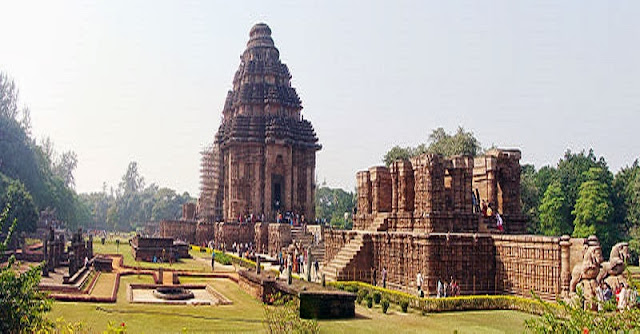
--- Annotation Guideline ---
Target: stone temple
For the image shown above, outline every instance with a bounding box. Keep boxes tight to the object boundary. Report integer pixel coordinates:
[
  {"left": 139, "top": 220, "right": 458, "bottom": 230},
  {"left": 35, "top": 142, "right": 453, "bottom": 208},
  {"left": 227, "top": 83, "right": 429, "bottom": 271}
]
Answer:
[
  {"left": 158, "top": 24, "right": 615, "bottom": 303},
  {"left": 198, "top": 23, "right": 321, "bottom": 223}
]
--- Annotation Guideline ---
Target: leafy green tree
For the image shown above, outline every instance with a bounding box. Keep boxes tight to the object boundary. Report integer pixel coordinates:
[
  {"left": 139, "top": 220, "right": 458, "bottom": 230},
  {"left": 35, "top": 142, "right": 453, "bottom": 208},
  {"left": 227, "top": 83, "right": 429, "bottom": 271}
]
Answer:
[
  {"left": 1, "top": 180, "right": 38, "bottom": 233},
  {"left": 539, "top": 181, "right": 570, "bottom": 236},
  {"left": 556, "top": 149, "right": 610, "bottom": 225},
  {"left": 0, "top": 204, "right": 52, "bottom": 333},
  {"left": 382, "top": 126, "right": 481, "bottom": 166},
  {"left": 521, "top": 164, "right": 540, "bottom": 233},
  {"left": 383, "top": 146, "right": 414, "bottom": 166},
  {"left": 572, "top": 168, "right": 614, "bottom": 251},
  {"left": 425, "top": 126, "right": 481, "bottom": 157},
  {"left": 315, "top": 187, "right": 355, "bottom": 229}
]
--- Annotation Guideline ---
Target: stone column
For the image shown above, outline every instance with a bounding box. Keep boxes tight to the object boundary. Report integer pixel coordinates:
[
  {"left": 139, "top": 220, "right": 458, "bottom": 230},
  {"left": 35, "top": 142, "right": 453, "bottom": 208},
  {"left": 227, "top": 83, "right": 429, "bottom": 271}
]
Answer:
[{"left": 560, "top": 235, "right": 571, "bottom": 297}]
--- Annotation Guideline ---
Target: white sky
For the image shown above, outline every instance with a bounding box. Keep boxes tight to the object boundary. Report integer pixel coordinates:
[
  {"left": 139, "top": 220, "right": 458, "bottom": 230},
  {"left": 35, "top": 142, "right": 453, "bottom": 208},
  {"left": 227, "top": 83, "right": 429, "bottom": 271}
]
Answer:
[{"left": 0, "top": 1, "right": 639, "bottom": 196}]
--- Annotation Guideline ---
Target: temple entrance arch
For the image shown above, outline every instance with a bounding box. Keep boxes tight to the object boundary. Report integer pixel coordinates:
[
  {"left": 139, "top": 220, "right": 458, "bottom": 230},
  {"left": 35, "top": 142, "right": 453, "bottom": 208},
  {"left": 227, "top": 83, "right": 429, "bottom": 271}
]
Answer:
[{"left": 272, "top": 174, "right": 284, "bottom": 211}]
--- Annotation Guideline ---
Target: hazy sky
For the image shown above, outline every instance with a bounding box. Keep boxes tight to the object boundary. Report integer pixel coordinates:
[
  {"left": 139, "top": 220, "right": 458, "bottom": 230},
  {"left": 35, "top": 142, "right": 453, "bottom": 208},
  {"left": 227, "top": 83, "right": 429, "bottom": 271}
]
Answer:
[{"left": 1, "top": 1, "right": 638, "bottom": 196}]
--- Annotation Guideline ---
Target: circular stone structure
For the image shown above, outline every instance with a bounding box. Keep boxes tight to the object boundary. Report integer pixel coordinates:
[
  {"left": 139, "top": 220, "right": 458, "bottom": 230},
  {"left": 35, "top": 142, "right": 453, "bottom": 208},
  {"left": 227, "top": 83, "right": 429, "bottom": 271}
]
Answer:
[{"left": 152, "top": 286, "right": 195, "bottom": 301}]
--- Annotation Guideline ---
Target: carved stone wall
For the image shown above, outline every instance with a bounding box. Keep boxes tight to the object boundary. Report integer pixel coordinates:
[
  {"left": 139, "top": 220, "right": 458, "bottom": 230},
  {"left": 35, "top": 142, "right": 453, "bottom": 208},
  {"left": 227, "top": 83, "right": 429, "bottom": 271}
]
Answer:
[
  {"left": 214, "top": 222, "right": 255, "bottom": 250},
  {"left": 267, "top": 223, "right": 292, "bottom": 257},
  {"left": 324, "top": 230, "right": 583, "bottom": 300}
]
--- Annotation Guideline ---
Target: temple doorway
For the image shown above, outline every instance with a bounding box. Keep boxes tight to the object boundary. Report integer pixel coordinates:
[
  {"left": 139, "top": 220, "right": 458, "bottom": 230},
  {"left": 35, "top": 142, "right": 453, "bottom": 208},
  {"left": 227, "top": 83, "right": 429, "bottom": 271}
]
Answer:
[{"left": 272, "top": 174, "right": 284, "bottom": 211}]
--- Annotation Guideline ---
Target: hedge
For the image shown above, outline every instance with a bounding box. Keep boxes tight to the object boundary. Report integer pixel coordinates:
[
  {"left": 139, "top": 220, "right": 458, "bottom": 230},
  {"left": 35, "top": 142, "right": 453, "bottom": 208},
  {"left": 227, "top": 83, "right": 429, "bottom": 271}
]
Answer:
[
  {"left": 329, "top": 281, "right": 562, "bottom": 316},
  {"left": 190, "top": 245, "right": 259, "bottom": 270}
]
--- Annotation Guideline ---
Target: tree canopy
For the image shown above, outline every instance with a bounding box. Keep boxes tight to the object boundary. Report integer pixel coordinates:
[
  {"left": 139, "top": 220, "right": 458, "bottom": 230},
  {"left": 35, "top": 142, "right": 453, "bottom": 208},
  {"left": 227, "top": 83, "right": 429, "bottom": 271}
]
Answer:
[{"left": 383, "top": 126, "right": 481, "bottom": 166}]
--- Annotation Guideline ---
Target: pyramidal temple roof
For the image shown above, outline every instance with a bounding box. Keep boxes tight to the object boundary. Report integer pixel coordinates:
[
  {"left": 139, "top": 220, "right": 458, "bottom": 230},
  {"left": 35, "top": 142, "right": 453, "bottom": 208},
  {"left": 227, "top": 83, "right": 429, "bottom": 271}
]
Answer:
[
  {"left": 215, "top": 23, "right": 320, "bottom": 150},
  {"left": 222, "top": 23, "right": 302, "bottom": 118}
]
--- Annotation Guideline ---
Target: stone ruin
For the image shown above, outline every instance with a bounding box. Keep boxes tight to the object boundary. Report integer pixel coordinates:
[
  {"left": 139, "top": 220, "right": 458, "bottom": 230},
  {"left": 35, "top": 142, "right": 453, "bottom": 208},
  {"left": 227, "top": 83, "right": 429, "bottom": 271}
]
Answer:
[
  {"left": 160, "top": 23, "right": 324, "bottom": 260},
  {"left": 569, "top": 236, "right": 631, "bottom": 309},
  {"left": 197, "top": 23, "right": 321, "bottom": 223},
  {"left": 323, "top": 149, "right": 604, "bottom": 301},
  {"left": 130, "top": 235, "right": 189, "bottom": 262},
  {"left": 41, "top": 227, "right": 93, "bottom": 283}
]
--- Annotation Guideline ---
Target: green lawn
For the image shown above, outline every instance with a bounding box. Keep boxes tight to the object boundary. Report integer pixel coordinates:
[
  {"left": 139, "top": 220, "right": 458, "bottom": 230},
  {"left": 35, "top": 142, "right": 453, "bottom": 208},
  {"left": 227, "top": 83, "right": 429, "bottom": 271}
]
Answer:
[
  {"left": 93, "top": 240, "right": 213, "bottom": 272},
  {"left": 51, "top": 274, "right": 534, "bottom": 333}
]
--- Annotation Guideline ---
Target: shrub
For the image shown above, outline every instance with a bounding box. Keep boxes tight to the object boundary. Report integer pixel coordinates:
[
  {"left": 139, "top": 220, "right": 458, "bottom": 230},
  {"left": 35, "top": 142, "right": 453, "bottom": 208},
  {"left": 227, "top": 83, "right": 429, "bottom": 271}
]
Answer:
[
  {"left": 400, "top": 300, "right": 409, "bottom": 313},
  {"left": 381, "top": 299, "right": 390, "bottom": 314},
  {"left": 366, "top": 296, "right": 373, "bottom": 308},
  {"left": 345, "top": 285, "right": 358, "bottom": 293},
  {"left": 356, "top": 289, "right": 369, "bottom": 304},
  {"left": 373, "top": 291, "right": 381, "bottom": 304},
  {"left": 263, "top": 294, "right": 319, "bottom": 334}
]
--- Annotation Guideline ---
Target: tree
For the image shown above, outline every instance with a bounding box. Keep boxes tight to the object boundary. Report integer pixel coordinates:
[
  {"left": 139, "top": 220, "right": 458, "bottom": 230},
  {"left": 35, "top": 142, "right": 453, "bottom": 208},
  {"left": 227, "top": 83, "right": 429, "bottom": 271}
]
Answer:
[
  {"left": 383, "top": 146, "right": 414, "bottom": 166},
  {"left": 556, "top": 149, "right": 610, "bottom": 225},
  {"left": 0, "top": 204, "right": 52, "bottom": 333},
  {"left": 53, "top": 151, "right": 78, "bottom": 188},
  {"left": 315, "top": 187, "right": 355, "bottom": 229},
  {"left": 539, "top": 181, "right": 570, "bottom": 236},
  {"left": 1, "top": 179, "right": 38, "bottom": 233},
  {"left": 119, "top": 162, "right": 144, "bottom": 195},
  {"left": 426, "top": 126, "right": 481, "bottom": 157},
  {"left": 382, "top": 126, "right": 481, "bottom": 166},
  {"left": 520, "top": 164, "right": 540, "bottom": 233},
  {"left": 572, "top": 168, "right": 614, "bottom": 251}
]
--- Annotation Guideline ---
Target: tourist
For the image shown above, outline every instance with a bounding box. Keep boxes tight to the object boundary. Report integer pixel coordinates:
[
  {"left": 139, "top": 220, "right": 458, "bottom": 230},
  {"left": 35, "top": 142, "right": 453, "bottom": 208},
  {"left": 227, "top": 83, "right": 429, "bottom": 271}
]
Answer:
[
  {"left": 496, "top": 213, "right": 504, "bottom": 232},
  {"left": 382, "top": 267, "right": 387, "bottom": 288},
  {"left": 437, "top": 278, "right": 443, "bottom": 298},
  {"left": 618, "top": 283, "right": 629, "bottom": 311},
  {"left": 604, "top": 283, "right": 613, "bottom": 302},
  {"left": 314, "top": 259, "right": 320, "bottom": 280},
  {"left": 596, "top": 282, "right": 606, "bottom": 311},
  {"left": 486, "top": 203, "right": 493, "bottom": 217},
  {"left": 211, "top": 252, "right": 215, "bottom": 271},
  {"left": 84, "top": 256, "right": 89, "bottom": 268},
  {"left": 416, "top": 272, "right": 423, "bottom": 296},
  {"left": 471, "top": 191, "right": 478, "bottom": 213},
  {"left": 475, "top": 189, "right": 481, "bottom": 213},
  {"left": 443, "top": 281, "right": 448, "bottom": 297},
  {"left": 481, "top": 200, "right": 488, "bottom": 216},
  {"left": 372, "top": 267, "right": 377, "bottom": 286}
]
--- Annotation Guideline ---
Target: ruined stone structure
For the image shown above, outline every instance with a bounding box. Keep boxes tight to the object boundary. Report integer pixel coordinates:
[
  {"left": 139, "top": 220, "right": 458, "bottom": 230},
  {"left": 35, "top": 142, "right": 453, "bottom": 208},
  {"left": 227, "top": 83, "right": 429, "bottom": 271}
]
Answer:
[
  {"left": 130, "top": 236, "right": 189, "bottom": 262},
  {"left": 198, "top": 23, "right": 321, "bottom": 223},
  {"left": 324, "top": 149, "right": 595, "bottom": 301}
]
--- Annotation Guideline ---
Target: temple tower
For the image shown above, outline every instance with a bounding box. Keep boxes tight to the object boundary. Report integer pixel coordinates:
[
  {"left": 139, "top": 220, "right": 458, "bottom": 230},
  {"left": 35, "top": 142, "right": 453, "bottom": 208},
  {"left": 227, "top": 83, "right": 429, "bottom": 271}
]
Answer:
[{"left": 200, "top": 23, "right": 321, "bottom": 222}]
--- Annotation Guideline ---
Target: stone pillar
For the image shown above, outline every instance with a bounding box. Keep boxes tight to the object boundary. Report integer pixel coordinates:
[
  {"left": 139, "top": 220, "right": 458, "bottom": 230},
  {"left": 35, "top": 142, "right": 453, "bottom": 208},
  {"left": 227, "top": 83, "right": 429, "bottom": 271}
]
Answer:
[
  {"left": 42, "top": 239, "right": 49, "bottom": 277},
  {"left": 391, "top": 163, "right": 399, "bottom": 213},
  {"left": 369, "top": 166, "right": 391, "bottom": 213},
  {"left": 560, "top": 235, "right": 571, "bottom": 297},
  {"left": 357, "top": 171, "right": 372, "bottom": 215}
]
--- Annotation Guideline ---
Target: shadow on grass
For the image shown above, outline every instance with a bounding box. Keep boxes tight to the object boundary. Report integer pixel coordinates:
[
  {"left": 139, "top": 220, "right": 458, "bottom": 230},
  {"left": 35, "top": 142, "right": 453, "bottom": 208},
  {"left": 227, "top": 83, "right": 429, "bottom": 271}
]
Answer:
[{"left": 95, "top": 306, "right": 263, "bottom": 324}]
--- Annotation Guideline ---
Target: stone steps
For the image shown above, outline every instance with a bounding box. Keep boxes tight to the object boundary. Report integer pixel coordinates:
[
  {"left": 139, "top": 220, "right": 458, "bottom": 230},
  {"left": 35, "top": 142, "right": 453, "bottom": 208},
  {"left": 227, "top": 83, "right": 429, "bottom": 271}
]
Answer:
[{"left": 322, "top": 234, "right": 364, "bottom": 281}]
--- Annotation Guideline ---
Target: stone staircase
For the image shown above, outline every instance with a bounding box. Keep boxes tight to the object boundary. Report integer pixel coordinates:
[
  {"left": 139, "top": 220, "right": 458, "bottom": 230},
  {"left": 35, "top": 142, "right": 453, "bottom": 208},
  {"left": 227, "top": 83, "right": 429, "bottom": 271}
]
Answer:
[
  {"left": 291, "top": 226, "right": 325, "bottom": 263},
  {"left": 322, "top": 233, "right": 364, "bottom": 281},
  {"left": 368, "top": 213, "right": 389, "bottom": 232}
]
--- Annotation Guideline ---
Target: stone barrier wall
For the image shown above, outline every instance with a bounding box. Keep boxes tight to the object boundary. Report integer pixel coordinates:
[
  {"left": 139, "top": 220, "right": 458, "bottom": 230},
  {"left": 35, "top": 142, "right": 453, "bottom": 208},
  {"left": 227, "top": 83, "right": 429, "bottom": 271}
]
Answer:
[{"left": 324, "top": 230, "right": 582, "bottom": 300}]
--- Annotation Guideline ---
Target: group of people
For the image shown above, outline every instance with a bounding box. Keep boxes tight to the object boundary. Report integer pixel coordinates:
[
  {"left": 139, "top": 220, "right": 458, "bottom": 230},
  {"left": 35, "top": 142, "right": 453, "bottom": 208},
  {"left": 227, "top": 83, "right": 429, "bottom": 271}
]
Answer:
[
  {"left": 278, "top": 245, "right": 321, "bottom": 281},
  {"left": 471, "top": 190, "right": 504, "bottom": 231},
  {"left": 276, "top": 211, "right": 306, "bottom": 226},
  {"left": 596, "top": 281, "right": 639, "bottom": 312},
  {"left": 436, "top": 277, "right": 460, "bottom": 298},
  {"left": 370, "top": 267, "right": 388, "bottom": 288}
]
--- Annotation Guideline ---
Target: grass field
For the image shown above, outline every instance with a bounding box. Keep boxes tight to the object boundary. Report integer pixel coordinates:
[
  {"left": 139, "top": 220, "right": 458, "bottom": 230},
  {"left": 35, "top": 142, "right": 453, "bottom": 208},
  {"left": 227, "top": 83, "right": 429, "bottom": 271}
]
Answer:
[
  {"left": 50, "top": 274, "right": 534, "bottom": 333},
  {"left": 92, "top": 240, "right": 214, "bottom": 272}
]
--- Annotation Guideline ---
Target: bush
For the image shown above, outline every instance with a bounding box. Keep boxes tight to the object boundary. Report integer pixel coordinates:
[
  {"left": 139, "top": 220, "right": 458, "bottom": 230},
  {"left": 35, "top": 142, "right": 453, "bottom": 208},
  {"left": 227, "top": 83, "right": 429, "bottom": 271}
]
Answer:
[
  {"left": 345, "top": 285, "right": 358, "bottom": 293},
  {"left": 356, "top": 289, "right": 369, "bottom": 304},
  {"left": 264, "top": 294, "right": 319, "bottom": 334},
  {"left": 381, "top": 299, "right": 390, "bottom": 314},
  {"left": 366, "top": 296, "right": 373, "bottom": 308},
  {"left": 327, "top": 281, "right": 556, "bottom": 316},
  {"left": 373, "top": 291, "right": 381, "bottom": 304},
  {"left": 400, "top": 300, "right": 409, "bottom": 313}
]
